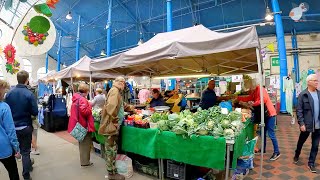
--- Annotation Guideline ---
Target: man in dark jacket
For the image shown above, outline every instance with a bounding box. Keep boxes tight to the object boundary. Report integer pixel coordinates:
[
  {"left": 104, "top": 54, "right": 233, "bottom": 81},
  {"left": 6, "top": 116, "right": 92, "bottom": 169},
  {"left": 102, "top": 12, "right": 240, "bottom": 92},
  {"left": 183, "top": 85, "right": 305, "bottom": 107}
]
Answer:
[
  {"left": 5, "top": 70, "right": 38, "bottom": 180},
  {"left": 199, "top": 80, "right": 217, "bottom": 110},
  {"left": 294, "top": 74, "right": 320, "bottom": 173}
]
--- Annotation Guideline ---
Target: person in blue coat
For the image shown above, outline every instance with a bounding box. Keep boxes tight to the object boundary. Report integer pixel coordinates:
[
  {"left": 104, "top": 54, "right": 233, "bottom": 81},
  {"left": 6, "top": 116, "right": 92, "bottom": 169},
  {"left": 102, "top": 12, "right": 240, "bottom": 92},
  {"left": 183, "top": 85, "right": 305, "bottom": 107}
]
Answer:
[{"left": 0, "top": 80, "right": 20, "bottom": 180}]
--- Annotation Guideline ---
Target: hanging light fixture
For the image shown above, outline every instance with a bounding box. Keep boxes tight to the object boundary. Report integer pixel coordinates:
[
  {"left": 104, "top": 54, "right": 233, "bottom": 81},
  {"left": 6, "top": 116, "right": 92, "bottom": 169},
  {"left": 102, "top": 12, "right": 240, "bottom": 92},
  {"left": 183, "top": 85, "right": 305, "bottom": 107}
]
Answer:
[
  {"left": 66, "top": 11, "right": 72, "bottom": 20},
  {"left": 137, "top": 39, "right": 144, "bottom": 46},
  {"left": 265, "top": 6, "right": 274, "bottom": 21},
  {"left": 100, "top": 49, "right": 106, "bottom": 56}
]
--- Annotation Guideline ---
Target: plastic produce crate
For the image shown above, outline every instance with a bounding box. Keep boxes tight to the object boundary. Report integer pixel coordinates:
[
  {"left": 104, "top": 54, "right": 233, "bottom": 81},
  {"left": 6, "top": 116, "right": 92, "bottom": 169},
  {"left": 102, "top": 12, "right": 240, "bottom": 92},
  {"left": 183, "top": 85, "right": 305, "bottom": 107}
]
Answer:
[{"left": 166, "top": 160, "right": 186, "bottom": 180}]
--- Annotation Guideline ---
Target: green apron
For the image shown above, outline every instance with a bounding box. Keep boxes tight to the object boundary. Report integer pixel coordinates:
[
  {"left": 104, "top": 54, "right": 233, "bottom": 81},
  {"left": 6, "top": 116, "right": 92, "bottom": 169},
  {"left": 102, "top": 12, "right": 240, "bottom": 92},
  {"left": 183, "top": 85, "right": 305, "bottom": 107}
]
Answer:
[{"left": 118, "top": 99, "right": 125, "bottom": 126}]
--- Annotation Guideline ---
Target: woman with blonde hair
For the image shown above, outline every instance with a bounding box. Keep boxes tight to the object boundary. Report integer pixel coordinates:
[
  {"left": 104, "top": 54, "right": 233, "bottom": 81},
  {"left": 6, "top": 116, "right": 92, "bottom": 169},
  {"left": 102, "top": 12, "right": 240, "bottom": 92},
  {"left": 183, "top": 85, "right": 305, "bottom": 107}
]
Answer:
[
  {"left": 0, "top": 80, "right": 20, "bottom": 179},
  {"left": 68, "top": 83, "right": 95, "bottom": 167}
]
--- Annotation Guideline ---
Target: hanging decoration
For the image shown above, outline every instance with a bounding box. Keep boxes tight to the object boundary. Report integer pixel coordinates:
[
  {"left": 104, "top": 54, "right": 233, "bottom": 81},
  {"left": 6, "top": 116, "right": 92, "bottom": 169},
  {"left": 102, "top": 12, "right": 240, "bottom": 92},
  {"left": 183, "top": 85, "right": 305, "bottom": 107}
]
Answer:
[
  {"left": 34, "top": 0, "right": 59, "bottom": 17},
  {"left": 2, "top": 44, "right": 20, "bottom": 74},
  {"left": 3, "top": 44, "right": 16, "bottom": 64},
  {"left": 289, "top": 2, "right": 309, "bottom": 21},
  {"left": 260, "top": 48, "right": 267, "bottom": 61},
  {"left": 14, "top": 10, "right": 57, "bottom": 56},
  {"left": 22, "top": 24, "right": 49, "bottom": 46}
]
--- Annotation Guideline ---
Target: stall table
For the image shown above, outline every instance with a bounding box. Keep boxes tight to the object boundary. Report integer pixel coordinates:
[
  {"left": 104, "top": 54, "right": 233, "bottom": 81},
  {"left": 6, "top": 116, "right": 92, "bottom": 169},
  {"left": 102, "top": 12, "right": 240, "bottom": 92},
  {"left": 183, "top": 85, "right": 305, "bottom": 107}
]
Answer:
[{"left": 93, "top": 121, "right": 253, "bottom": 180}]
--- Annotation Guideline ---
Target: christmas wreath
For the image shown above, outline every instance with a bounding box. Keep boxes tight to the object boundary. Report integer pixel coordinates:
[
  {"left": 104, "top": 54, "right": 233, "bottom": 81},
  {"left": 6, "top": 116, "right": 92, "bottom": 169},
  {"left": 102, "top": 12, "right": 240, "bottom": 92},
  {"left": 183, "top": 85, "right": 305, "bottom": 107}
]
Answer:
[{"left": 2, "top": 44, "right": 20, "bottom": 74}]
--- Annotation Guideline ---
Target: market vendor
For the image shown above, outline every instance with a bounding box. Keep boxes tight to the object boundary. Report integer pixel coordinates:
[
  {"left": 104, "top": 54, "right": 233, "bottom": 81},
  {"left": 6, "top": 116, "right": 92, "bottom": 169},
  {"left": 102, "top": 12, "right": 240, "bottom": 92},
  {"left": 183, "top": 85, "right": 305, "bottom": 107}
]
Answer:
[
  {"left": 90, "top": 88, "right": 106, "bottom": 109},
  {"left": 199, "top": 80, "right": 217, "bottom": 110},
  {"left": 165, "top": 90, "right": 183, "bottom": 113},
  {"left": 149, "top": 89, "right": 165, "bottom": 107},
  {"left": 237, "top": 80, "right": 280, "bottom": 161}
]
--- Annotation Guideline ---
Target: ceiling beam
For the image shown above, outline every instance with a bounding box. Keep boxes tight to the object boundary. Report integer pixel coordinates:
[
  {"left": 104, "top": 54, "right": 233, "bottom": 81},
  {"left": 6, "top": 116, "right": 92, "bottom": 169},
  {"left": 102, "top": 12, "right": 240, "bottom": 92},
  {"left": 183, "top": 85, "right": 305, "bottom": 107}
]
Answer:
[
  {"left": 114, "top": 0, "right": 148, "bottom": 33},
  {"left": 188, "top": 0, "right": 197, "bottom": 24}
]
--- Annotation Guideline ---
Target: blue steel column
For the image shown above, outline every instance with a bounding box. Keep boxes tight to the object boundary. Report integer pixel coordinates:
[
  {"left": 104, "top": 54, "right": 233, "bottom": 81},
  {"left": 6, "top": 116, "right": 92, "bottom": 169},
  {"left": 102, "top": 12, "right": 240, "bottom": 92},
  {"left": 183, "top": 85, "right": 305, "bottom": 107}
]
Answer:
[
  {"left": 45, "top": 52, "right": 49, "bottom": 73},
  {"left": 57, "top": 30, "right": 62, "bottom": 71},
  {"left": 291, "top": 29, "right": 299, "bottom": 106},
  {"left": 106, "top": 0, "right": 113, "bottom": 57},
  {"left": 166, "top": 0, "right": 172, "bottom": 32},
  {"left": 271, "top": 0, "right": 288, "bottom": 113},
  {"left": 76, "top": 15, "right": 81, "bottom": 61}
]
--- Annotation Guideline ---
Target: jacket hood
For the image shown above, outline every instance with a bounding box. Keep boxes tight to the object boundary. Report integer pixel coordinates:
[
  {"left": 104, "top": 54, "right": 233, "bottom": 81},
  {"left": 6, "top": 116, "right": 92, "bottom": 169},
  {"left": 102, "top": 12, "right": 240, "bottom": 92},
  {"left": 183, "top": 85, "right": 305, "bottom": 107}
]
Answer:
[{"left": 72, "top": 93, "right": 83, "bottom": 102}]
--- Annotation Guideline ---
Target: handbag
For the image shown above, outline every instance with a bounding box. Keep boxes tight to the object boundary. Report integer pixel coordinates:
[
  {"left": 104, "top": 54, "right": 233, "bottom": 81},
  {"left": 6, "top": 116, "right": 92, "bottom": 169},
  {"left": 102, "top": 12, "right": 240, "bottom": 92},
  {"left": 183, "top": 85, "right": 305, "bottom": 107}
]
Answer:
[{"left": 70, "top": 99, "right": 88, "bottom": 142}]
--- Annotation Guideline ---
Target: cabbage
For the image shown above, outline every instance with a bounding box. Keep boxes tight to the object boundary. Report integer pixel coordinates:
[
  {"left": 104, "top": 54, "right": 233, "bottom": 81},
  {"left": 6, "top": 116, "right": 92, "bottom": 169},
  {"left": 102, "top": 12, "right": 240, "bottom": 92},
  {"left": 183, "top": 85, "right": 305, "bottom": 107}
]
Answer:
[
  {"left": 168, "top": 113, "right": 179, "bottom": 121},
  {"left": 207, "top": 121, "right": 214, "bottom": 130},
  {"left": 158, "top": 120, "right": 169, "bottom": 131},
  {"left": 224, "top": 129, "right": 235, "bottom": 139},
  {"left": 221, "top": 120, "right": 230, "bottom": 128},
  {"left": 172, "top": 126, "right": 187, "bottom": 135},
  {"left": 197, "top": 127, "right": 208, "bottom": 135}
]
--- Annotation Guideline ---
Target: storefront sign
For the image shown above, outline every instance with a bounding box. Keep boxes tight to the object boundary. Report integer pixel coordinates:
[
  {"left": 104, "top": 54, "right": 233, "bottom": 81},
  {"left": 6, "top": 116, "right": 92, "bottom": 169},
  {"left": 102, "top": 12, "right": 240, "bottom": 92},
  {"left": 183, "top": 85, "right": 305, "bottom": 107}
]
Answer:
[
  {"left": 271, "top": 57, "right": 280, "bottom": 66},
  {"left": 232, "top": 75, "right": 243, "bottom": 82}
]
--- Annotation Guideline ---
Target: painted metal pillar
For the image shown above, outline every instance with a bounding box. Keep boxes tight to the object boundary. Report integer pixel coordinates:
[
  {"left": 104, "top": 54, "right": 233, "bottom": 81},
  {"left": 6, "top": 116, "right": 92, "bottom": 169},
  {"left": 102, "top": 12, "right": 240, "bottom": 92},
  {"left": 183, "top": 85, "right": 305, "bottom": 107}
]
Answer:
[
  {"left": 45, "top": 52, "right": 49, "bottom": 73},
  {"left": 271, "top": 0, "right": 288, "bottom": 113},
  {"left": 106, "top": 0, "right": 113, "bottom": 57},
  {"left": 57, "top": 30, "right": 62, "bottom": 72},
  {"left": 76, "top": 15, "right": 81, "bottom": 61},
  {"left": 291, "top": 29, "right": 299, "bottom": 106},
  {"left": 166, "top": 0, "right": 173, "bottom": 32}
]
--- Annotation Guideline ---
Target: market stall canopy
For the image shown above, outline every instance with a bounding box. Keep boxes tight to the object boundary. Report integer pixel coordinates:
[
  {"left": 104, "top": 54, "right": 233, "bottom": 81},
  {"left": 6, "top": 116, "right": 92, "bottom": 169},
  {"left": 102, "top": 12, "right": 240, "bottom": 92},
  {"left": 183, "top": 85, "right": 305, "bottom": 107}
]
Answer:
[
  {"left": 90, "top": 25, "right": 260, "bottom": 77},
  {"left": 43, "top": 55, "right": 119, "bottom": 80},
  {"left": 38, "top": 70, "right": 57, "bottom": 82}
]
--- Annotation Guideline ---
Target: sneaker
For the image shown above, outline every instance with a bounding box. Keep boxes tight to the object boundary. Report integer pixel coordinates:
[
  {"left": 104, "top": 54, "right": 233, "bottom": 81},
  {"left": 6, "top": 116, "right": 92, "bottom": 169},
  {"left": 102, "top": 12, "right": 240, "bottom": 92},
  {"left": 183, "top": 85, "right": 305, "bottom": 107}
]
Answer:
[
  {"left": 31, "top": 149, "right": 40, "bottom": 155},
  {"left": 270, "top": 153, "right": 281, "bottom": 161},
  {"left": 107, "top": 174, "right": 125, "bottom": 180},
  {"left": 308, "top": 165, "right": 317, "bottom": 173},
  {"left": 293, "top": 156, "right": 299, "bottom": 164}
]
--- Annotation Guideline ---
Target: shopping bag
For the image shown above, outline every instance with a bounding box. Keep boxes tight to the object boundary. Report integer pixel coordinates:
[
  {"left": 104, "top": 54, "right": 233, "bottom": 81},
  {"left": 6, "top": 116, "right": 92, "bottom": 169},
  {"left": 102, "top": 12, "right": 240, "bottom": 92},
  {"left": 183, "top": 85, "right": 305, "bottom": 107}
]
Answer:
[
  {"left": 70, "top": 122, "right": 87, "bottom": 142},
  {"left": 115, "top": 154, "right": 133, "bottom": 178}
]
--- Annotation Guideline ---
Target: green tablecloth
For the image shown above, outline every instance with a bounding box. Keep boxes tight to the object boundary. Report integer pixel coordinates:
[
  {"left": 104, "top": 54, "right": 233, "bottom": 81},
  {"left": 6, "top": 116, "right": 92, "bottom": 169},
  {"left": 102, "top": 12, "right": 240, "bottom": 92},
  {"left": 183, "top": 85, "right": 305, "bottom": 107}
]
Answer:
[
  {"left": 93, "top": 121, "right": 254, "bottom": 170},
  {"left": 92, "top": 121, "right": 105, "bottom": 144}
]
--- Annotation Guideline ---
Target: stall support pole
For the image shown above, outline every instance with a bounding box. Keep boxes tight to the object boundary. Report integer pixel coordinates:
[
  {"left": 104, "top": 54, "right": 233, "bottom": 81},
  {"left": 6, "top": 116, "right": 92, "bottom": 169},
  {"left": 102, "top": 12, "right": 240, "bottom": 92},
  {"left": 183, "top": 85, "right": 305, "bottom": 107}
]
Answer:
[
  {"left": 291, "top": 28, "right": 299, "bottom": 106},
  {"left": 225, "top": 144, "right": 231, "bottom": 180},
  {"left": 45, "top": 52, "right": 49, "bottom": 73},
  {"left": 166, "top": 0, "right": 172, "bottom": 32},
  {"left": 76, "top": 15, "right": 81, "bottom": 61},
  {"left": 271, "top": 0, "right": 288, "bottom": 113},
  {"left": 256, "top": 48, "right": 265, "bottom": 180},
  {"left": 57, "top": 30, "right": 62, "bottom": 72},
  {"left": 89, "top": 72, "right": 92, "bottom": 100},
  {"left": 106, "top": 0, "right": 113, "bottom": 57}
]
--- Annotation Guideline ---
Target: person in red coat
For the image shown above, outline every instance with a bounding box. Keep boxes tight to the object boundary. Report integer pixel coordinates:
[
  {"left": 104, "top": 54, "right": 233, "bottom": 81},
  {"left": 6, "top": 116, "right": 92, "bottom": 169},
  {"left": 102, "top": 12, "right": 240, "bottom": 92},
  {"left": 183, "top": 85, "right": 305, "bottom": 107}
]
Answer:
[{"left": 68, "top": 83, "right": 95, "bottom": 167}]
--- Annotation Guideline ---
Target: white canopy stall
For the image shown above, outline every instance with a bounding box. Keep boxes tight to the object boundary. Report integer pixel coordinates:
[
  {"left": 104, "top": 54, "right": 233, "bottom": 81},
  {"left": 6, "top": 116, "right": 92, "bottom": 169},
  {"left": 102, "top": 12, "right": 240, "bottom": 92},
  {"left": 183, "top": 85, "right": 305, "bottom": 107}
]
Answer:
[{"left": 90, "top": 25, "right": 265, "bottom": 179}]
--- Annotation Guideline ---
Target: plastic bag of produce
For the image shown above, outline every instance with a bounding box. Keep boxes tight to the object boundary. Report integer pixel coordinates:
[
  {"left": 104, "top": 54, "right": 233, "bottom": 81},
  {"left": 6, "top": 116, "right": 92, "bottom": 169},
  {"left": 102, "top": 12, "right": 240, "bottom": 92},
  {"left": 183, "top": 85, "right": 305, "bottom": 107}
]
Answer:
[
  {"left": 219, "top": 101, "right": 232, "bottom": 112},
  {"left": 115, "top": 154, "right": 133, "bottom": 178},
  {"left": 242, "top": 136, "right": 258, "bottom": 157}
]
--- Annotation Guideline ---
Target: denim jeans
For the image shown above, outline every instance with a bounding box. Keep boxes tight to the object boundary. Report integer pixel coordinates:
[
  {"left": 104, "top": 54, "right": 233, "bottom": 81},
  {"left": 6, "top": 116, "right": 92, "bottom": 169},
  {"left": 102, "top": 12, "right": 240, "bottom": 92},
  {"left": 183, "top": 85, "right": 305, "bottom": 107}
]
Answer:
[
  {"left": 263, "top": 116, "right": 280, "bottom": 154},
  {"left": 295, "top": 129, "right": 320, "bottom": 166},
  {"left": 16, "top": 126, "right": 33, "bottom": 179}
]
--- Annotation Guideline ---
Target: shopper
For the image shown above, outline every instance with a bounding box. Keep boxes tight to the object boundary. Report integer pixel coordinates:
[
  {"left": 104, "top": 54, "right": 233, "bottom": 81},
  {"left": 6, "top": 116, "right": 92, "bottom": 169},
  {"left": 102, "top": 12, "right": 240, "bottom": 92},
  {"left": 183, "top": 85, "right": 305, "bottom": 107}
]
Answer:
[
  {"left": 0, "top": 80, "right": 20, "bottom": 180},
  {"left": 294, "top": 74, "right": 320, "bottom": 173},
  {"left": 68, "top": 83, "right": 95, "bottom": 167},
  {"left": 99, "top": 76, "right": 134, "bottom": 180},
  {"left": 90, "top": 88, "right": 106, "bottom": 109},
  {"left": 165, "top": 90, "right": 183, "bottom": 113},
  {"left": 5, "top": 70, "right": 38, "bottom": 180},
  {"left": 199, "top": 80, "right": 217, "bottom": 110},
  {"left": 31, "top": 116, "right": 40, "bottom": 155},
  {"left": 238, "top": 79, "right": 280, "bottom": 161},
  {"left": 149, "top": 89, "right": 165, "bottom": 107}
]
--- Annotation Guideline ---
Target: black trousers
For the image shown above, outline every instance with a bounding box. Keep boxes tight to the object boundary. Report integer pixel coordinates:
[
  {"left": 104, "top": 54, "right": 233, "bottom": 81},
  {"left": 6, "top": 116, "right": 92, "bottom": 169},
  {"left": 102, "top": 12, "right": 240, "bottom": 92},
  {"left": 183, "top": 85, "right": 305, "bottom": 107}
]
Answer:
[
  {"left": 0, "top": 154, "right": 20, "bottom": 180},
  {"left": 295, "top": 129, "right": 320, "bottom": 166},
  {"left": 16, "top": 126, "right": 33, "bottom": 179}
]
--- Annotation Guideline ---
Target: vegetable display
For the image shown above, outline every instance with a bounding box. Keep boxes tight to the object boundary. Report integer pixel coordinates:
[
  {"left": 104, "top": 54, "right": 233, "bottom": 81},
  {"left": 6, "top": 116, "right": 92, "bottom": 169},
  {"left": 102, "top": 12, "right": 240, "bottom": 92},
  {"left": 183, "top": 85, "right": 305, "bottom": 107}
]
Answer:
[{"left": 154, "top": 106, "right": 247, "bottom": 140}]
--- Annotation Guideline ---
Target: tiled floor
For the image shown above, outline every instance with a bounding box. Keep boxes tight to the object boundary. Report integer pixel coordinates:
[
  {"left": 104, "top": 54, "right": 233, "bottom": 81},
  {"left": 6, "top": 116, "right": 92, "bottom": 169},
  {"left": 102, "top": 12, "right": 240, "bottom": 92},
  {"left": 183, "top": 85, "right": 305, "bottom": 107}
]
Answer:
[{"left": 246, "top": 115, "right": 320, "bottom": 180}]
